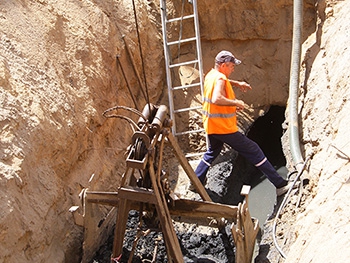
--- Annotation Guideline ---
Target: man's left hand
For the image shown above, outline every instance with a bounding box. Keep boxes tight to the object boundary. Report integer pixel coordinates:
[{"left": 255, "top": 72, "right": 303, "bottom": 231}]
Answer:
[{"left": 237, "top": 81, "right": 252, "bottom": 92}]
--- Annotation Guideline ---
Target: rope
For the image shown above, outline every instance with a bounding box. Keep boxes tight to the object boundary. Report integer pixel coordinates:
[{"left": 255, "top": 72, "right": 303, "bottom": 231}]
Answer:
[
  {"left": 131, "top": 0, "right": 151, "bottom": 112},
  {"left": 102, "top": 105, "right": 148, "bottom": 132},
  {"left": 116, "top": 55, "right": 139, "bottom": 110}
]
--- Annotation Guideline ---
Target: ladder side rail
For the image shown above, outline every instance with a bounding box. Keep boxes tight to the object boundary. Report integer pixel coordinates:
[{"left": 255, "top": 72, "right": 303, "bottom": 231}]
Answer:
[
  {"left": 193, "top": 0, "right": 208, "bottom": 150},
  {"left": 193, "top": 0, "right": 204, "bottom": 100},
  {"left": 160, "top": 0, "right": 177, "bottom": 136}
]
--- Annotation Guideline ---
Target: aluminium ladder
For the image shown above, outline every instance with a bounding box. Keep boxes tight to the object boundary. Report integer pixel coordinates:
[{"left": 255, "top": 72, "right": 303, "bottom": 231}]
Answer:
[{"left": 160, "top": 0, "right": 207, "bottom": 157}]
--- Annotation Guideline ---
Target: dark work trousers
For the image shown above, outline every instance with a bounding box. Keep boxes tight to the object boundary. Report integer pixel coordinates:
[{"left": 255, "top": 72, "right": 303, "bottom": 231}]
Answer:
[{"left": 194, "top": 132, "right": 287, "bottom": 188}]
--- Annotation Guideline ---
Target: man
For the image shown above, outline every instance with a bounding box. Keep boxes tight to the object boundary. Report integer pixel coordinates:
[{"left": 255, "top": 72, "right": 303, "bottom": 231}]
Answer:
[{"left": 194, "top": 50, "right": 293, "bottom": 196}]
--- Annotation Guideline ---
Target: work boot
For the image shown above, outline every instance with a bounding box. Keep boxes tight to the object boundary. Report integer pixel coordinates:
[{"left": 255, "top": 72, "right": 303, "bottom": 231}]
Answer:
[{"left": 276, "top": 180, "right": 299, "bottom": 196}]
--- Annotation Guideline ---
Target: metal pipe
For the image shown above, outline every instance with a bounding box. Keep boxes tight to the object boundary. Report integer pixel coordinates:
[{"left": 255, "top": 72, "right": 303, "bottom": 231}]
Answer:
[
  {"left": 288, "top": 0, "right": 304, "bottom": 172},
  {"left": 273, "top": 0, "right": 305, "bottom": 258}
]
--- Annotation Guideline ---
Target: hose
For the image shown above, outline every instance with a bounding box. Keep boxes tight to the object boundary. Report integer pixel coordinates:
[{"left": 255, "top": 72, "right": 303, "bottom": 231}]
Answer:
[
  {"left": 272, "top": 0, "right": 305, "bottom": 258},
  {"left": 288, "top": 0, "right": 304, "bottom": 173}
]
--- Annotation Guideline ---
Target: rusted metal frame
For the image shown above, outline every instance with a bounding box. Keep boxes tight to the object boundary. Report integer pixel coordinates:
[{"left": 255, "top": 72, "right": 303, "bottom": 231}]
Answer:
[
  {"left": 168, "top": 199, "right": 238, "bottom": 220},
  {"left": 83, "top": 189, "right": 239, "bottom": 223},
  {"left": 166, "top": 131, "right": 211, "bottom": 201},
  {"left": 112, "top": 198, "right": 131, "bottom": 260},
  {"left": 85, "top": 186, "right": 157, "bottom": 206},
  {"left": 148, "top": 155, "right": 184, "bottom": 263},
  {"left": 155, "top": 124, "right": 185, "bottom": 262},
  {"left": 81, "top": 193, "right": 94, "bottom": 263},
  {"left": 231, "top": 186, "right": 260, "bottom": 263},
  {"left": 156, "top": 129, "right": 166, "bottom": 179}
]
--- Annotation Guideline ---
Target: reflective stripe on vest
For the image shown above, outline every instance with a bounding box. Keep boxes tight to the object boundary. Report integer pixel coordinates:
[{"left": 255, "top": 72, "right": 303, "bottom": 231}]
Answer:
[
  {"left": 202, "top": 97, "right": 236, "bottom": 118},
  {"left": 202, "top": 109, "right": 236, "bottom": 119}
]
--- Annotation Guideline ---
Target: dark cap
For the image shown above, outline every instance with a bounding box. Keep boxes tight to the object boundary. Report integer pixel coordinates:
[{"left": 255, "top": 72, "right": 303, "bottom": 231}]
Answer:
[{"left": 215, "top": 50, "right": 241, "bottom": 65}]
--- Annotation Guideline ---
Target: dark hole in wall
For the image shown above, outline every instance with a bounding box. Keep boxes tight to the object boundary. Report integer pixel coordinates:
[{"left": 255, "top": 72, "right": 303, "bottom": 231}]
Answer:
[
  {"left": 221, "top": 105, "right": 287, "bottom": 205},
  {"left": 247, "top": 105, "right": 286, "bottom": 169}
]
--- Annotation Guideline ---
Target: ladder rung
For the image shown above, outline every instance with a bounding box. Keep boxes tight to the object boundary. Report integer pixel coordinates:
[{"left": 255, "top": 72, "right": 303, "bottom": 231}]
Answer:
[
  {"left": 173, "top": 82, "right": 200, "bottom": 91},
  {"left": 169, "top": 59, "right": 199, "bottom": 69},
  {"left": 167, "top": 14, "right": 195, "bottom": 23},
  {"left": 174, "top": 105, "right": 201, "bottom": 114},
  {"left": 167, "top": 37, "right": 197, "bottom": 46},
  {"left": 175, "top": 128, "right": 205, "bottom": 136}
]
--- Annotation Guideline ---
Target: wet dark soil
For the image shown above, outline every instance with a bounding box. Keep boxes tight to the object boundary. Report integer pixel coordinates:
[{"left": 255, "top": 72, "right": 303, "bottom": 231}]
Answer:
[{"left": 91, "top": 211, "right": 236, "bottom": 263}]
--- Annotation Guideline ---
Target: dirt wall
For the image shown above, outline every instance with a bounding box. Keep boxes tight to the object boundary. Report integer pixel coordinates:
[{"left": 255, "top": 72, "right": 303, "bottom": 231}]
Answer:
[{"left": 0, "top": 0, "right": 341, "bottom": 262}]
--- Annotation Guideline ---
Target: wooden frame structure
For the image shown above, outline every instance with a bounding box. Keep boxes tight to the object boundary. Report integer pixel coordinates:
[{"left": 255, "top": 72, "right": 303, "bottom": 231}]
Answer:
[{"left": 70, "top": 104, "right": 259, "bottom": 263}]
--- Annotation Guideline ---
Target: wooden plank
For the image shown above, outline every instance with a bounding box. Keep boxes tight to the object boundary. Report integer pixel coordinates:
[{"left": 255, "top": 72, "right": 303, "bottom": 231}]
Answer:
[
  {"left": 232, "top": 203, "right": 246, "bottom": 263},
  {"left": 169, "top": 199, "right": 238, "bottom": 221},
  {"left": 85, "top": 191, "right": 119, "bottom": 206},
  {"left": 240, "top": 185, "right": 251, "bottom": 196},
  {"left": 231, "top": 195, "right": 259, "bottom": 263},
  {"left": 167, "top": 132, "right": 212, "bottom": 202},
  {"left": 118, "top": 186, "right": 157, "bottom": 204},
  {"left": 148, "top": 157, "right": 184, "bottom": 263},
  {"left": 112, "top": 199, "right": 131, "bottom": 260},
  {"left": 241, "top": 203, "right": 259, "bottom": 262},
  {"left": 84, "top": 186, "right": 157, "bottom": 206}
]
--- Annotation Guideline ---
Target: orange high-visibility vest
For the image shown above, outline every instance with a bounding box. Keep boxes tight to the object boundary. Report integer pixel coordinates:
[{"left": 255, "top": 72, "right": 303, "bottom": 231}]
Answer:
[{"left": 202, "top": 69, "right": 238, "bottom": 134}]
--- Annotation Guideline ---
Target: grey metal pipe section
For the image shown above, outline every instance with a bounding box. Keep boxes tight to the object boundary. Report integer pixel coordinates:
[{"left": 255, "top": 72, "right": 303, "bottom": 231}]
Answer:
[
  {"left": 288, "top": 0, "right": 304, "bottom": 172},
  {"left": 273, "top": 0, "right": 305, "bottom": 258}
]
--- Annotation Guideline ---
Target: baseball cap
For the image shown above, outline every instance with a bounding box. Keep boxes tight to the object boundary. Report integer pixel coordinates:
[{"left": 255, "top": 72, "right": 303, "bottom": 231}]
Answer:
[{"left": 215, "top": 50, "right": 241, "bottom": 65}]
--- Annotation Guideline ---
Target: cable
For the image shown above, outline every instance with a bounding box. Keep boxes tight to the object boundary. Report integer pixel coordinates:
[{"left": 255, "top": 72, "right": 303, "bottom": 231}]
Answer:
[
  {"left": 272, "top": 155, "right": 310, "bottom": 258},
  {"left": 131, "top": 0, "right": 151, "bottom": 112}
]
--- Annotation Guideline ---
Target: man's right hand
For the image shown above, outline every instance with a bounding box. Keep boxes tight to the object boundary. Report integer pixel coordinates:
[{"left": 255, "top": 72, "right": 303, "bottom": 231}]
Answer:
[{"left": 234, "top": 99, "right": 245, "bottom": 111}]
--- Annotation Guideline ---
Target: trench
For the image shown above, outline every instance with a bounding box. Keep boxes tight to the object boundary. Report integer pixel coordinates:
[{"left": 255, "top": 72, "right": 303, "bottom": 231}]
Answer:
[{"left": 91, "top": 105, "right": 287, "bottom": 263}]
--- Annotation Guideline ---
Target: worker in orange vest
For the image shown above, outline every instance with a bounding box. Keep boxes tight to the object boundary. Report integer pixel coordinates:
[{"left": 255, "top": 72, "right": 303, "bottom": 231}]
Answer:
[{"left": 195, "top": 50, "right": 293, "bottom": 196}]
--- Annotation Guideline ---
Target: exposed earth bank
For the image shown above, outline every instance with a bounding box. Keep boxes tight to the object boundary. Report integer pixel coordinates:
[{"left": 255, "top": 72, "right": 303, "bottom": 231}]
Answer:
[{"left": 0, "top": 0, "right": 350, "bottom": 262}]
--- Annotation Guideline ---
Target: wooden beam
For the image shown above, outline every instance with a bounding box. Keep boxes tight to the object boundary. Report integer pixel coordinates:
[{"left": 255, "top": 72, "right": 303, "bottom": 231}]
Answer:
[
  {"left": 169, "top": 199, "right": 238, "bottom": 221},
  {"left": 118, "top": 186, "right": 157, "bottom": 204},
  {"left": 167, "top": 132, "right": 212, "bottom": 202}
]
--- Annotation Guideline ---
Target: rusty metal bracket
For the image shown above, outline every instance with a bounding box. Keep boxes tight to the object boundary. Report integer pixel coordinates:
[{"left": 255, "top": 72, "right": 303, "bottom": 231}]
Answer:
[{"left": 69, "top": 104, "right": 259, "bottom": 263}]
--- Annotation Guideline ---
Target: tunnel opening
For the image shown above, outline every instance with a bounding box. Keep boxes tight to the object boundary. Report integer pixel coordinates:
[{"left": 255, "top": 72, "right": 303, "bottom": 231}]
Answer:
[
  {"left": 244, "top": 105, "right": 287, "bottom": 190},
  {"left": 247, "top": 105, "right": 286, "bottom": 169},
  {"left": 205, "top": 105, "right": 287, "bottom": 205}
]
